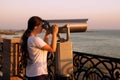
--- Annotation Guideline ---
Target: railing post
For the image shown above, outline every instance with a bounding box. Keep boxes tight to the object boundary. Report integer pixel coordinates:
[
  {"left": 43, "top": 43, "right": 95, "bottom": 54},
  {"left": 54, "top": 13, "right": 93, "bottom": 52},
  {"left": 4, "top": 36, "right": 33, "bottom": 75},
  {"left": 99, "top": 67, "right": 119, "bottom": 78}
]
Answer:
[{"left": 2, "top": 38, "right": 21, "bottom": 80}]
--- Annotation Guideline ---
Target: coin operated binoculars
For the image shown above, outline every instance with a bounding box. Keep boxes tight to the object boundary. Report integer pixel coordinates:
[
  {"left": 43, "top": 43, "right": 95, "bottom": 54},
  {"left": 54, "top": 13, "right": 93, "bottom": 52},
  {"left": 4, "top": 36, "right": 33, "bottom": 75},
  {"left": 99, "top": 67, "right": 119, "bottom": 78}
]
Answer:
[{"left": 42, "top": 20, "right": 87, "bottom": 79}]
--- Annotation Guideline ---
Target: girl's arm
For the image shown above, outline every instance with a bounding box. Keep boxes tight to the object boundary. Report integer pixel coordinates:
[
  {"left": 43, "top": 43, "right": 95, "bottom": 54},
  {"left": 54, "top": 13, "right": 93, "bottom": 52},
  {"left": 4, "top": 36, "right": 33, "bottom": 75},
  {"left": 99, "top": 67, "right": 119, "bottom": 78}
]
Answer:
[{"left": 42, "top": 25, "right": 58, "bottom": 53}]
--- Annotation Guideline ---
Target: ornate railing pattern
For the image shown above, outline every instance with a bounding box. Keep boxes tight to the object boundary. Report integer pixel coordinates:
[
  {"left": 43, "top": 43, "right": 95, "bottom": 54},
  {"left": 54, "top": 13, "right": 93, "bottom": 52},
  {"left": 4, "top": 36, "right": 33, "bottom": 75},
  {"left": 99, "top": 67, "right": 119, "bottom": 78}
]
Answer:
[
  {"left": 73, "top": 51, "right": 120, "bottom": 80},
  {"left": 0, "top": 40, "right": 120, "bottom": 80},
  {"left": 47, "top": 52, "right": 55, "bottom": 80}
]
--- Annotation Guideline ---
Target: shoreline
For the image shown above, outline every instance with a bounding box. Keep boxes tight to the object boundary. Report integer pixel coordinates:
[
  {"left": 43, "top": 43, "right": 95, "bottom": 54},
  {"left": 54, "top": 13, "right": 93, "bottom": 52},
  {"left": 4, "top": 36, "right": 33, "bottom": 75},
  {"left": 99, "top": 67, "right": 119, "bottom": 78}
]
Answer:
[{"left": 0, "top": 30, "right": 25, "bottom": 35}]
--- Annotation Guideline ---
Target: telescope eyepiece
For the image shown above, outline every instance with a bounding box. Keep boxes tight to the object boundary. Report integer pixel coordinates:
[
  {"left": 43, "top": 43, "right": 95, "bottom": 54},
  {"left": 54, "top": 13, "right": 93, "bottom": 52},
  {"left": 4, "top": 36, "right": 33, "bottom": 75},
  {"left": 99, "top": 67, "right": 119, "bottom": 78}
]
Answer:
[{"left": 42, "top": 20, "right": 52, "bottom": 34}]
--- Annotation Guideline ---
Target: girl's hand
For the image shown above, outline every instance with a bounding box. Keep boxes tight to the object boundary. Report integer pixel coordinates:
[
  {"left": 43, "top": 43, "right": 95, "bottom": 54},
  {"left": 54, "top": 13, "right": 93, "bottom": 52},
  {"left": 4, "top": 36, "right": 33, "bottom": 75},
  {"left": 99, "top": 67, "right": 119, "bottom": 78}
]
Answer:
[{"left": 52, "top": 25, "right": 58, "bottom": 35}]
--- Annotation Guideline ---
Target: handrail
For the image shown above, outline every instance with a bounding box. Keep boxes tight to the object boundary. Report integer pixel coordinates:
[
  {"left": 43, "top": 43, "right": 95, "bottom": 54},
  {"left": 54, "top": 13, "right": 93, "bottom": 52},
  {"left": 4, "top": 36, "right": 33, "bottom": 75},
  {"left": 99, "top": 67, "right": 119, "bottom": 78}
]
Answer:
[{"left": 73, "top": 51, "right": 120, "bottom": 80}]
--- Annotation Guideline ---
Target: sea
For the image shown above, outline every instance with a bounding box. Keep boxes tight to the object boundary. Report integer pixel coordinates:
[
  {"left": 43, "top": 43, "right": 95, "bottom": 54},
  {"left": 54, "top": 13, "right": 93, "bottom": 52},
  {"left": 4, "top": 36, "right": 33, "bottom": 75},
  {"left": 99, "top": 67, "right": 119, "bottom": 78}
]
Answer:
[
  {"left": 70, "top": 29, "right": 120, "bottom": 58},
  {"left": 1, "top": 29, "right": 120, "bottom": 58}
]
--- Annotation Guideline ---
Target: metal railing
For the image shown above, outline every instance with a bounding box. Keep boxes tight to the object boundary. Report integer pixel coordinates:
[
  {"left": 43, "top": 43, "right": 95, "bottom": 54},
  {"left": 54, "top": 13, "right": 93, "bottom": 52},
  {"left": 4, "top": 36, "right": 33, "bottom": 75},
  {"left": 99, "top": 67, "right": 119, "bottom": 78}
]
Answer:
[
  {"left": 47, "top": 51, "right": 120, "bottom": 80},
  {"left": 0, "top": 42, "right": 120, "bottom": 80},
  {"left": 73, "top": 51, "right": 120, "bottom": 80}
]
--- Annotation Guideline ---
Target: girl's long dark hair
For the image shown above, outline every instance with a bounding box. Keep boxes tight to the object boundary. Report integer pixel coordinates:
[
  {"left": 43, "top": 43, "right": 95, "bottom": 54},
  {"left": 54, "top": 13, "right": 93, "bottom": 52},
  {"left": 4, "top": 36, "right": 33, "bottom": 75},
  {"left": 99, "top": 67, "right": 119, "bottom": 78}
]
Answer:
[{"left": 20, "top": 16, "right": 43, "bottom": 67}]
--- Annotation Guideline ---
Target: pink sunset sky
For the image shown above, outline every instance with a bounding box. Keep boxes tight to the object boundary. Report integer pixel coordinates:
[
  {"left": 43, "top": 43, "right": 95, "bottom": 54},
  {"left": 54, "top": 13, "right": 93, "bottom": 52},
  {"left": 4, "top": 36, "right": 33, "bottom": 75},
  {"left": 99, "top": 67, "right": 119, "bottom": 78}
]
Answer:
[{"left": 0, "top": 0, "right": 120, "bottom": 30}]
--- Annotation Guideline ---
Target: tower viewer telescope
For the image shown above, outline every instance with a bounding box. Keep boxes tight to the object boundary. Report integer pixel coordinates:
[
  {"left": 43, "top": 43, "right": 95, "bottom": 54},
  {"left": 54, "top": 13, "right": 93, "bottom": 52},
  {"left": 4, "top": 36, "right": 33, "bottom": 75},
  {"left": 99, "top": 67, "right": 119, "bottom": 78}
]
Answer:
[
  {"left": 42, "top": 19, "right": 88, "bottom": 42},
  {"left": 48, "top": 19, "right": 88, "bottom": 32}
]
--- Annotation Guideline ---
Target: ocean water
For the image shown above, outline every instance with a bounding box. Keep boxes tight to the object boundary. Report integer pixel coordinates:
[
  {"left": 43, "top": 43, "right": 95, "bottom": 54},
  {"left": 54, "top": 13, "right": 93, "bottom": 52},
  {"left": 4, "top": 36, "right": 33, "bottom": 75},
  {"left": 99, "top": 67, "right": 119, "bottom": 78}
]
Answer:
[{"left": 69, "top": 30, "right": 120, "bottom": 58}]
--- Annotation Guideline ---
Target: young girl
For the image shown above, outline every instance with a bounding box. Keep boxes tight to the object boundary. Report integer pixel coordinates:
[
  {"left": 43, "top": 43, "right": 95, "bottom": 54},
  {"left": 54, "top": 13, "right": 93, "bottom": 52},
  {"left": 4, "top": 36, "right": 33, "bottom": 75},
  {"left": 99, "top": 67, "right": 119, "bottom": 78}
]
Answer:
[{"left": 20, "top": 16, "right": 58, "bottom": 80}]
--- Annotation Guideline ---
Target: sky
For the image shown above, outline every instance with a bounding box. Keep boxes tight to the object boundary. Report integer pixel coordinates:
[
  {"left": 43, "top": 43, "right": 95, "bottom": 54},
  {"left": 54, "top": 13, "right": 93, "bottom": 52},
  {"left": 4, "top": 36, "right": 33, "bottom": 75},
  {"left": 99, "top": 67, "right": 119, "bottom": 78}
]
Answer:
[{"left": 0, "top": 0, "right": 120, "bottom": 30}]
